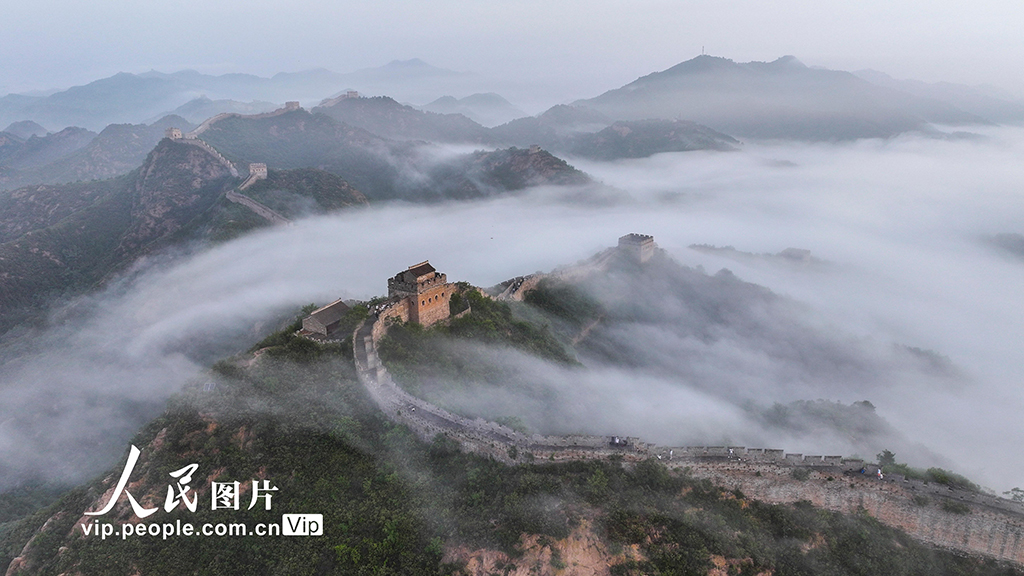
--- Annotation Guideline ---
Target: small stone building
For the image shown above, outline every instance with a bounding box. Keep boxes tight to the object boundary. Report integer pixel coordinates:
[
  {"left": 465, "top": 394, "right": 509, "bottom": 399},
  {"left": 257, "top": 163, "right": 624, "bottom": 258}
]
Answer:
[
  {"left": 302, "top": 299, "right": 351, "bottom": 337},
  {"left": 618, "top": 233, "right": 656, "bottom": 263},
  {"left": 387, "top": 261, "right": 451, "bottom": 327},
  {"left": 165, "top": 127, "right": 182, "bottom": 140},
  {"left": 285, "top": 101, "right": 300, "bottom": 110}
]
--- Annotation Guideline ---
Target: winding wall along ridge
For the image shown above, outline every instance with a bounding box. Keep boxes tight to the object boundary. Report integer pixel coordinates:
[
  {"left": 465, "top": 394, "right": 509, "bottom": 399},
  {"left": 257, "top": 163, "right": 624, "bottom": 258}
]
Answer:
[{"left": 349, "top": 256, "right": 1024, "bottom": 566}]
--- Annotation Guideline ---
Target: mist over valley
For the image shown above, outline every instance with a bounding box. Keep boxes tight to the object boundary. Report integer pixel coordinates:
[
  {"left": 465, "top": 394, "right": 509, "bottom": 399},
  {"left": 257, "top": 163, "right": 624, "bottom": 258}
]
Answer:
[{"left": 2, "top": 24, "right": 1024, "bottom": 571}]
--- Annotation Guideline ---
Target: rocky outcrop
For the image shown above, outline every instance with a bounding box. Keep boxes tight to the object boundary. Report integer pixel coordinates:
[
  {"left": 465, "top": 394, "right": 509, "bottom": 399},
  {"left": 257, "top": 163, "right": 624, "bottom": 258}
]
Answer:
[
  {"left": 111, "top": 139, "right": 236, "bottom": 257},
  {"left": 686, "top": 460, "right": 1024, "bottom": 565},
  {"left": 445, "top": 518, "right": 645, "bottom": 576},
  {"left": 465, "top": 147, "right": 592, "bottom": 191}
]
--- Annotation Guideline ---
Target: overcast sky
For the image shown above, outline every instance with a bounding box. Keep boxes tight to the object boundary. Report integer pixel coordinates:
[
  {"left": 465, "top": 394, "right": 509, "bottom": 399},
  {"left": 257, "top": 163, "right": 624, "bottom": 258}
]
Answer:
[{"left": 2, "top": 0, "right": 1023, "bottom": 99}]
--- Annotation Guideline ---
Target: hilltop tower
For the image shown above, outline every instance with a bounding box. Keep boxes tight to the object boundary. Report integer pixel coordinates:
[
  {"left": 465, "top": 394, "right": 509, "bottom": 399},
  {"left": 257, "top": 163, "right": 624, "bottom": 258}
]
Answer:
[
  {"left": 387, "top": 261, "right": 451, "bottom": 327},
  {"left": 618, "top": 233, "right": 656, "bottom": 263},
  {"left": 248, "top": 163, "right": 268, "bottom": 180},
  {"left": 285, "top": 101, "right": 300, "bottom": 110},
  {"left": 165, "top": 127, "right": 182, "bottom": 140}
]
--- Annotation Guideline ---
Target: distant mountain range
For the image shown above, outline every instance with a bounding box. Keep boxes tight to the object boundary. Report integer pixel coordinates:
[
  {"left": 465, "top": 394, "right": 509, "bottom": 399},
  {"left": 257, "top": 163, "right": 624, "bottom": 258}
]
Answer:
[
  {"left": 2, "top": 54, "right": 1023, "bottom": 195},
  {"left": 312, "top": 96, "right": 741, "bottom": 158},
  {"left": 0, "top": 108, "right": 602, "bottom": 333},
  {"left": 0, "top": 60, "right": 484, "bottom": 132},
  {"left": 3, "top": 55, "right": 1023, "bottom": 146},
  {"left": 575, "top": 55, "right": 1018, "bottom": 140},
  {"left": 420, "top": 93, "right": 527, "bottom": 127},
  {"left": 852, "top": 69, "right": 1024, "bottom": 124},
  {"left": 0, "top": 116, "right": 193, "bottom": 191}
]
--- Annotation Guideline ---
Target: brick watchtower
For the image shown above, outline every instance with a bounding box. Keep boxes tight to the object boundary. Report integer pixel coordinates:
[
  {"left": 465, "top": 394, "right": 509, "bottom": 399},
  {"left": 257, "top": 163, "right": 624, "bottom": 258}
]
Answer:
[{"left": 387, "top": 261, "right": 451, "bottom": 327}]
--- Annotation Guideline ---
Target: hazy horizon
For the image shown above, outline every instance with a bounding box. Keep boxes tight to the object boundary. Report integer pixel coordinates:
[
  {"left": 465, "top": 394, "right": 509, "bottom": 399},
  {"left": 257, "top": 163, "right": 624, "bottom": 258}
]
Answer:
[{"left": 3, "top": 1, "right": 1024, "bottom": 107}]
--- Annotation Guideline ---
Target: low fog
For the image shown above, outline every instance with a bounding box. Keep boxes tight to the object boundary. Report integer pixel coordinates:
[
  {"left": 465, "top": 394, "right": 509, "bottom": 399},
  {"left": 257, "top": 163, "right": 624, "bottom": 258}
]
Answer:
[{"left": 2, "top": 126, "right": 1024, "bottom": 491}]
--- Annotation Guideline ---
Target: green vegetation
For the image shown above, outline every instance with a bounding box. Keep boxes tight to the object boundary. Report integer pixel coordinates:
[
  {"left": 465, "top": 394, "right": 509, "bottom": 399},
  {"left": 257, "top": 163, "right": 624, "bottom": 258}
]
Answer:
[
  {"left": 0, "top": 140, "right": 238, "bottom": 335},
  {"left": 598, "top": 464, "right": 1014, "bottom": 576},
  {"left": 197, "top": 111, "right": 406, "bottom": 200},
  {"left": 1, "top": 316, "right": 1020, "bottom": 575},
  {"left": 877, "top": 450, "right": 981, "bottom": 493},
  {"left": 0, "top": 482, "right": 69, "bottom": 525},
  {"left": 378, "top": 288, "right": 574, "bottom": 392},
  {"left": 466, "top": 147, "right": 590, "bottom": 191},
  {"left": 941, "top": 501, "right": 972, "bottom": 515},
  {"left": 242, "top": 168, "right": 367, "bottom": 218},
  {"left": 179, "top": 195, "right": 270, "bottom": 243},
  {"left": 570, "top": 119, "right": 738, "bottom": 160},
  {"left": 523, "top": 277, "right": 603, "bottom": 328},
  {"left": 248, "top": 302, "right": 368, "bottom": 362},
  {"left": 0, "top": 175, "right": 134, "bottom": 329},
  {"left": 791, "top": 467, "right": 811, "bottom": 481}
]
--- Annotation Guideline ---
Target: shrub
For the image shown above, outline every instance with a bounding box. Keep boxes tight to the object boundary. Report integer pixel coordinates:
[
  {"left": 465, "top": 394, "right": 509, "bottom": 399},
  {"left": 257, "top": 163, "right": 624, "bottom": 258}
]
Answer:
[{"left": 941, "top": 500, "right": 971, "bottom": 515}]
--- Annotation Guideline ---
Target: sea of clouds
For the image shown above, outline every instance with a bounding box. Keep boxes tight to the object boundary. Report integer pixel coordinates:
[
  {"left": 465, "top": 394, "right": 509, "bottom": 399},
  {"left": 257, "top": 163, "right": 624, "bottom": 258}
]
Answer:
[{"left": 2, "top": 126, "right": 1022, "bottom": 490}]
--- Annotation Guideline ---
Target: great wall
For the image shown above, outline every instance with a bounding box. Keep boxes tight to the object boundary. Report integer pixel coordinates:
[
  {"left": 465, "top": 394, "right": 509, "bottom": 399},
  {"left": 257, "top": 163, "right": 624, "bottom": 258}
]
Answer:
[
  {"left": 164, "top": 106, "right": 1024, "bottom": 565},
  {"left": 344, "top": 235, "right": 1024, "bottom": 567},
  {"left": 184, "top": 100, "right": 302, "bottom": 139},
  {"left": 165, "top": 121, "right": 290, "bottom": 225}
]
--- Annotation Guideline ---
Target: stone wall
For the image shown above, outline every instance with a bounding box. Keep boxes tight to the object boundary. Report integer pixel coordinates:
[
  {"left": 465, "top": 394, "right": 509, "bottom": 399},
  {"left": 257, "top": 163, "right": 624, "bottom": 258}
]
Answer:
[
  {"left": 177, "top": 138, "right": 239, "bottom": 177},
  {"left": 225, "top": 190, "right": 289, "bottom": 225},
  {"left": 685, "top": 460, "right": 1024, "bottom": 565},
  {"left": 186, "top": 104, "right": 303, "bottom": 139},
  {"left": 345, "top": 247, "right": 1024, "bottom": 567},
  {"left": 498, "top": 248, "right": 619, "bottom": 302}
]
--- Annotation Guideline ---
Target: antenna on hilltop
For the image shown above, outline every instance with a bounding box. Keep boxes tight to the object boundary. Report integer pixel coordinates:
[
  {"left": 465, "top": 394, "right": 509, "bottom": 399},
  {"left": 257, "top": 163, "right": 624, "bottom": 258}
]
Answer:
[{"left": 702, "top": 46, "right": 705, "bottom": 56}]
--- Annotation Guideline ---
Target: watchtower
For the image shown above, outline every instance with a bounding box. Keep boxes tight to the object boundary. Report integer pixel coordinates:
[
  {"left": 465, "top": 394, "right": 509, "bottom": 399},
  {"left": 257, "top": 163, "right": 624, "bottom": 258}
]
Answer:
[
  {"left": 165, "top": 127, "right": 183, "bottom": 140},
  {"left": 248, "top": 163, "right": 268, "bottom": 180},
  {"left": 388, "top": 261, "right": 451, "bottom": 327},
  {"left": 285, "top": 101, "right": 300, "bottom": 110},
  {"left": 618, "top": 233, "right": 656, "bottom": 263}
]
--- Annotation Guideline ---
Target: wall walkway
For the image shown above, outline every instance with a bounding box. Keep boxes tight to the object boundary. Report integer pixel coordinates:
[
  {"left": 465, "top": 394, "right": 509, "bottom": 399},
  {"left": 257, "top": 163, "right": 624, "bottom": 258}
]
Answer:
[{"left": 225, "top": 190, "right": 290, "bottom": 225}]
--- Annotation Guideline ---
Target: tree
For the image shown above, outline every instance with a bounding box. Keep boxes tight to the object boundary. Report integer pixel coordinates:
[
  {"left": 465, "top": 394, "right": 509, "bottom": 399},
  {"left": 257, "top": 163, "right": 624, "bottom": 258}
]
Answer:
[
  {"left": 876, "top": 450, "right": 896, "bottom": 468},
  {"left": 1004, "top": 487, "right": 1024, "bottom": 503}
]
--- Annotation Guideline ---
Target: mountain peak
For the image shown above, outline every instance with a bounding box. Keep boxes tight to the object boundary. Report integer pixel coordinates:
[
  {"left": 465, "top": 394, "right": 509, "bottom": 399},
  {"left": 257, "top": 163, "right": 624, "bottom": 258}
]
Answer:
[
  {"left": 3, "top": 120, "right": 48, "bottom": 139},
  {"left": 383, "top": 58, "right": 432, "bottom": 69},
  {"left": 662, "top": 55, "right": 738, "bottom": 75},
  {"left": 769, "top": 55, "right": 807, "bottom": 69}
]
